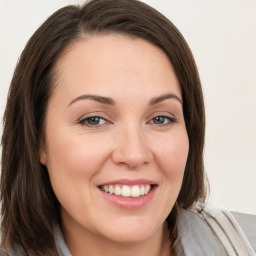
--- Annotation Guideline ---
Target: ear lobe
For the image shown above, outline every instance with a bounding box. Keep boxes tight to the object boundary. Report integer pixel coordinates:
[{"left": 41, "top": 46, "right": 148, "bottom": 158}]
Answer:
[
  {"left": 39, "top": 146, "right": 47, "bottom": 165},
  {"left": 40, "top": 152, "right": 47, "bottom": 165}
]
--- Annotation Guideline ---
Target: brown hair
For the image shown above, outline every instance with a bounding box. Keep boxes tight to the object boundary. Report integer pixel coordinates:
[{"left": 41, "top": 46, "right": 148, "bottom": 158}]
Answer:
[{"left": 1, "top": 0, "right": 206, "bottom": 255}]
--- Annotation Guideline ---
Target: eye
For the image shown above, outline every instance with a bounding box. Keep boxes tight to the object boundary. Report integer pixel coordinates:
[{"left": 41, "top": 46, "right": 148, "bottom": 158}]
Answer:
[
  {"left": 79, "top": 116, "right": 107, "bottom": 126},
  {"left": 149, "top": 115, "right": 176, "bottom": 125}
]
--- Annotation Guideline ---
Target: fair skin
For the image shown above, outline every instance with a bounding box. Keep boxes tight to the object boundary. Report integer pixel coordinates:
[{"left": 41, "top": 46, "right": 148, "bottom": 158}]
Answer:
[{"left": 40, "top": 34, "right": 189, "bottom": 256}]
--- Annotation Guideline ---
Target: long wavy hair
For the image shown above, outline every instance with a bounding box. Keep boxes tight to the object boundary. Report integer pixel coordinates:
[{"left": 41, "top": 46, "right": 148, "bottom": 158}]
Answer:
[{"left": 1, "top": 0, "right": 206, "bottom": 255}]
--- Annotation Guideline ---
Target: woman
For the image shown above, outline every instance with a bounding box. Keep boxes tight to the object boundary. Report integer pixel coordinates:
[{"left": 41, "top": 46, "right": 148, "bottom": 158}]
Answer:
[{"left": 1, "top": 0, "right": 254, "bottom": 255}]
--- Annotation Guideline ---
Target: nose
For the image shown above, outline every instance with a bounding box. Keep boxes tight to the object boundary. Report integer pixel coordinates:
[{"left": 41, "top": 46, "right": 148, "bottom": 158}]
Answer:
[{"left": 112, "top": 125, "right": 153, "bottom": 169}]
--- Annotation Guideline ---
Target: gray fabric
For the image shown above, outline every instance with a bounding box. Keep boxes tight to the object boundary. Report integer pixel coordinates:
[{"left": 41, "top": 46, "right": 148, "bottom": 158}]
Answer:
[
  {"left": 232, "top": 211, "right": 256, "bottom": 252},
  {"left": 0, "top": 246, "right": 25, "bottom": 256},
  {"left": 189, "top": 206, "right": 255, "bottom": 255},
  {"left": 55, "top": 226, "right": 72, "bottom": 256},
  {"left": 0, "top": 245, "right": 25, "bottom": 256},
  {"left": 178, "top": 209, "right": 228, "bottom": 255},
  {"left": 0, "top": 249, "right": 7, "bottom": 256}
]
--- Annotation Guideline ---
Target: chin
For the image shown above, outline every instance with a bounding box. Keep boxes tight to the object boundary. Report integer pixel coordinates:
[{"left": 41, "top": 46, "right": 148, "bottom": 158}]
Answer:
[
  {"left": 98, "top": 217, "right": 163, "bottom": 244},
  {"left": 105, "top": 230, "right": 155, "bottom": 244}
]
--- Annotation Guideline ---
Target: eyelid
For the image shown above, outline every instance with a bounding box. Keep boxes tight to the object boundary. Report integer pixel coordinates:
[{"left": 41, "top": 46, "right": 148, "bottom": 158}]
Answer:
[
  {"left": 79, "top": 116, "right": 106, "bottom": 126},
  {"left": 77, "top": 112, "right": 112, "bottom": 127},
  {"left": 147, "top": 112, "right": 177, "bottom": 126},
  {"left": 77, "top": 112, "right": 110, "bottom": 122},
  {"left": 147, "top": 111, "right": 176, "bottom": 121}
]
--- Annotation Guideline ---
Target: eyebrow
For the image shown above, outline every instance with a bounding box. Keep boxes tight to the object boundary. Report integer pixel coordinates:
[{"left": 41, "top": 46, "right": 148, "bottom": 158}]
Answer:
[
  {"left": 68, "top": 93, "right": 182, "bottom": 107},
  {"left": 150, "top": 93, "right": 183, "bottom": 105},
  {"left": 68, "top": 94, "right": 115, "bottom": 106}
]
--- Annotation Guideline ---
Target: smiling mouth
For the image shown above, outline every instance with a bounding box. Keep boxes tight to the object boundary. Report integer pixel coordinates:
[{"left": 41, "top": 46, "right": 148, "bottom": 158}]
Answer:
[{"left": 99, "top": 184, "right": 154, "bottom": 198}]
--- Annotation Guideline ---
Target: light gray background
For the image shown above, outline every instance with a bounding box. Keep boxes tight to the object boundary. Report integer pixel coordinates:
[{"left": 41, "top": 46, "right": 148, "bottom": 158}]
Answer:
[{"left": 0, "top": 0, "right": 255, "bottom": 214}]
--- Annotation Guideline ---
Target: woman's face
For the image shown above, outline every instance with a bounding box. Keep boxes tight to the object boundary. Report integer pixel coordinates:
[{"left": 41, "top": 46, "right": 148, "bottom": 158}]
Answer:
[{"left": 40, "top": 35, "right": 189, "bottom": 246}]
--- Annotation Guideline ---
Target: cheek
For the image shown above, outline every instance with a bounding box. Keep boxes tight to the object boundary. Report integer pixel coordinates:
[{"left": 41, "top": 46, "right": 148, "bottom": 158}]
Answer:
[
  {"left": 155, "top": 131, "right": 189, "bottom": 178},
  {"left": 151, "top": 130, "right": 189, "bottom": 217},
  {"left": 45, "top": 132, "right": 111, "bottom": 186},
  {"left": 44, "top": 133, "right": 112, "bottom": 213},
  {"left": 47, "top": 135, "right": 107, "bottom": 174}
]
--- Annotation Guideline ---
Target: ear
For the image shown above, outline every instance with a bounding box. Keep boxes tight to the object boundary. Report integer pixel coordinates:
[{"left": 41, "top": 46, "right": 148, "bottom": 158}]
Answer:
[{"left": 39, "top": 144, "right": 47, "bottom": 165}]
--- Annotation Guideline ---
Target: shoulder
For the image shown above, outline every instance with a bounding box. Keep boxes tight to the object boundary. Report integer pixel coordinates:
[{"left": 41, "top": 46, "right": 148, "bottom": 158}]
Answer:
[
  {"left": 231, "top": 211, "right": 256, "bottom": 252},
  {"left": 0, "top": 246, "right": 26, "bottom": 256},
  {"left": 180, "top": 204, "right": 256, "bottom": 255},
  {"left": 0, "top": 248, "right": 8, "bottom": 256}
]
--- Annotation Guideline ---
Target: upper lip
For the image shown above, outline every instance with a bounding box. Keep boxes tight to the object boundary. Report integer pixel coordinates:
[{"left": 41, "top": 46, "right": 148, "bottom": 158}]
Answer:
[{"left": 99, "top": 179, "right": 157, "bottom": 186}]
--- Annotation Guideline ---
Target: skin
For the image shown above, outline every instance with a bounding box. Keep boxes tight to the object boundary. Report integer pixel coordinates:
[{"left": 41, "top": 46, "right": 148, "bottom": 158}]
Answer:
[{"left": 40, "top": 34, "right": 189, "bottom": 256}]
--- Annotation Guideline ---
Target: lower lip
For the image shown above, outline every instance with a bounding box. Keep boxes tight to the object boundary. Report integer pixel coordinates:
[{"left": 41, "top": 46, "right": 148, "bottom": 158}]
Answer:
[{"left": 99, "top": 186, "right": 157, "bottom": 210}]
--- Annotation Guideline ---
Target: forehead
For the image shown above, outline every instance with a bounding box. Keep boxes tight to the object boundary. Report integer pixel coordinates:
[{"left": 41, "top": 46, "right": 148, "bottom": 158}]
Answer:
[{"left": 52, "top": 34, "right": 181, "bottom": 102}]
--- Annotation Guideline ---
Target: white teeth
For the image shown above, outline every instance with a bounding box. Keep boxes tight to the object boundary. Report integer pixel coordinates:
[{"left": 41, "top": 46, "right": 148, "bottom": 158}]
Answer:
[
  {"left": 101, "top": 184, "right": 152, "bottom": 197},
  {"left": 145, "top": 184, "right": 150, "bottom": 194},
  {"left": 140, "top": 186, "right": 145, "bottom": 195},
  {"left": 114, "top": 186, "right": 122, "bottom": 196},
  {"left": 122, "top": 185, "right": 131, "bottom": 197},
  {"left": 131, "top": 185, "right": 140, "bottom": 197},
  {"left": 109, "top": 185, "right": 114, "bottom": 194}
]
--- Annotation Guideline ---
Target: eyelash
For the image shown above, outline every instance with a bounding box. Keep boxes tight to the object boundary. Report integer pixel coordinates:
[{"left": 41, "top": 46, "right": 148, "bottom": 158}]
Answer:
[
  {"left": 78, "top": 115, "right": 177, "bottom": 129},
  {"left": 148, "top": 115, "right": 176, "bottom": 126},
  {"left": 78, "top": 116, "right": 108, "bottom": 127}
]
